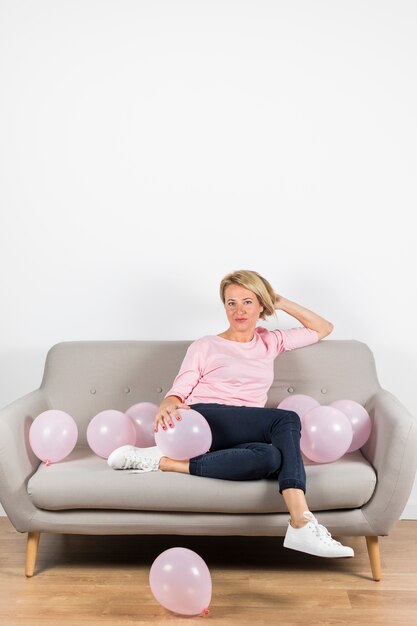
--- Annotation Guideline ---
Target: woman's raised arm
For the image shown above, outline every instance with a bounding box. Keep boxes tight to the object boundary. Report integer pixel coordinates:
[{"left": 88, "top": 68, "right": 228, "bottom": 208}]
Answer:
[{"left": 274, "top": 294, "right": 333, "bottom": 340}]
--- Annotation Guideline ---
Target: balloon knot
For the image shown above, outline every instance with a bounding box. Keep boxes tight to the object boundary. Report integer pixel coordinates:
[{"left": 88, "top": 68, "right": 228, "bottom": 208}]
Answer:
[
  {"left": 202, "top": 608, "right": 209, "bottom": 615},
  {"left": 45, "top": 459, "right": 51, "bottom": 467}
]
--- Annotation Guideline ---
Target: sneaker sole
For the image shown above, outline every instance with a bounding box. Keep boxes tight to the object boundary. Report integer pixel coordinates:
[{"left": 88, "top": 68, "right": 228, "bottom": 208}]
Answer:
[
  {"left": 283, "top": 538, "right": 354, "bottom": 558},
  {"left": 284, "top": 544, "right": 355, "bottom": 559}
]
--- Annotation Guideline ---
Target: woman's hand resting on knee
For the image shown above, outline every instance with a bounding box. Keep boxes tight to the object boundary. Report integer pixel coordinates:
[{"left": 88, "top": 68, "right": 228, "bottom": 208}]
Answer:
[{"left": 154, "top": 395, "right": 190, "bottom": 432}]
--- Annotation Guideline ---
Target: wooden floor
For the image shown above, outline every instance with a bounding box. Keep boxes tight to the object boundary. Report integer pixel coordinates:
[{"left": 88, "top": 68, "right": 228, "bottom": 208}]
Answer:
[{"left": 0, "top": 518, "right": 416, "bottom": 626}]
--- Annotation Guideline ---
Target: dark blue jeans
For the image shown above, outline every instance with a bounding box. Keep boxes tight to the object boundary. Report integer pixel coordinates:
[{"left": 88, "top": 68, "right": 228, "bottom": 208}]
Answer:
[{"left": 188, "top": 403, "right": 306, "bottom": 493}]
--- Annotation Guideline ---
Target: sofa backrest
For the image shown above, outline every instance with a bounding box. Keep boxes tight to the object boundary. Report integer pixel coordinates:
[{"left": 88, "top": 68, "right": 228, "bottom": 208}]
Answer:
[{"left": 39, "top": 339, "right": 381, "bottom": 445}]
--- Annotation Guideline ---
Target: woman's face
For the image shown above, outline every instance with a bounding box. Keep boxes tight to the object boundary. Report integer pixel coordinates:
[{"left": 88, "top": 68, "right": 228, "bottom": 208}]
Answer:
[{"left": 223, "top": 284, "right": 264, "bottom": 334}]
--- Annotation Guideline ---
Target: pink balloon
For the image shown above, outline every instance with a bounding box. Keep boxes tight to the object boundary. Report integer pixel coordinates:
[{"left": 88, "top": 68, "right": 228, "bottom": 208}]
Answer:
[
  {"left": 149, "top": 548, "right": 212, "bottom": 616},
  {"left": 154, "top": 409, "right": 212, "bottom": 460},
  {"left": 301, "top": 405, "right": 353, "bottom": 463},
  {"left": 29, "top": 410, "right": 78, "bottom": 465},
  {"left": 329, "top": 399, "right": 372, "bottom": 452},
  {"left": 126, "top": 402, "right": 158, "bottom": 447},
  {"left": 86, "top": 410, "right": 136, "bottom": 459},
  {"left": 277, "top": 394, "right": 320, "bottom": 418}
]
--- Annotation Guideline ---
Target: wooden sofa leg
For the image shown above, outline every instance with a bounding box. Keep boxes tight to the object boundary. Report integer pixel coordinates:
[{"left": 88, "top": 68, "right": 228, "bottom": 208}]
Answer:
[
  {"left": 25, "top": 532, "right": 41, "bottom": 577},
  {"left": 366, "top": 535, "right": 381, "bottom": 581}
]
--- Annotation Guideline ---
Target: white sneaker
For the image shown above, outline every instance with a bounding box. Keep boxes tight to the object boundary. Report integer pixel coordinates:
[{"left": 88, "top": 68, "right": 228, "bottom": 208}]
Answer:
[
  {"left": 107, "top": 445, "right": 163, "bottom": 472},
  {"left": 283, "top": 511, "right": 354, "bottom": 558}
]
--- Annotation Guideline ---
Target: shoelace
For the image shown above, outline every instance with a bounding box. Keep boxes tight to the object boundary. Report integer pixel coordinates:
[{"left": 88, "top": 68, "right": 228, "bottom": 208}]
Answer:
[
  {"left": 122, "top": 453, "right": 159, "bottom": 471},
  {"left": 303, "top": 512, "right": 343, "bottom": 546}
]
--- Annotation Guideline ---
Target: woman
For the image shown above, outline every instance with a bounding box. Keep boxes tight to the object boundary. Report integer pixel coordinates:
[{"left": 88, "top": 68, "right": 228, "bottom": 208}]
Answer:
[{"left": 108, "top": 269, "right": 354, "bottom": 559}]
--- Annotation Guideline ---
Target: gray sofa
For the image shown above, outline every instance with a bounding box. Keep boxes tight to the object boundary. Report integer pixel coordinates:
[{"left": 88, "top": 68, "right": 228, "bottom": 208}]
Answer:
[{"left": 1, "top": 338, "right": 416, "bottom": 581}]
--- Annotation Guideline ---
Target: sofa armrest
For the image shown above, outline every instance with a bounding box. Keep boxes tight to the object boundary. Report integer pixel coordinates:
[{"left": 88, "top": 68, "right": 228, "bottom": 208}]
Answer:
[
  {"left": 361, "top": 389, "right": 417, "bottom": 535},
  {"left": 0, "top": 390, "right": 50, "bottom": 532}
]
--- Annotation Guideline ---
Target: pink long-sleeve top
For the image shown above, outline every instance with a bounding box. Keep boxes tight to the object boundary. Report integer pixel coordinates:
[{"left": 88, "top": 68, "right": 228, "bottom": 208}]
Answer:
[{"left": 164, "top": 326, "right": 319, "bottom": 408}]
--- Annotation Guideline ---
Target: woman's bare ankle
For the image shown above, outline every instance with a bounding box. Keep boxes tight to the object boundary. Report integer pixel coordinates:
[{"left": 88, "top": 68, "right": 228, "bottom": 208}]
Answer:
[
  {"left": 159, "top": 457, "right": 190, "bottom": 474},
  {"left": 290, "top": 513, "right": 309, "bottom": 528}
]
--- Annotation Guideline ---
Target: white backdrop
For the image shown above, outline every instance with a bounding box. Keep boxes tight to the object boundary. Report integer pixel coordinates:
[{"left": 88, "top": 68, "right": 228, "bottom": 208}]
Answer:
[{"left": 0, "top": 0, "right": 416, "bottom": 518}]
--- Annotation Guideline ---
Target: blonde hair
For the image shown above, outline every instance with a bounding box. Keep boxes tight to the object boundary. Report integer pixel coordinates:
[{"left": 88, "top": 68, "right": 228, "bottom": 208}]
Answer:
[{"left": 219, "top": 269, "right": 277, "bottom": 321}]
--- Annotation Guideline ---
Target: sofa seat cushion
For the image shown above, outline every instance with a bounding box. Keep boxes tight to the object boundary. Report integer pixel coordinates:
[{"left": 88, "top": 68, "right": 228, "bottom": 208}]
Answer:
[{"left": 27, "top": 446, "right": 376, "bottom": 514}]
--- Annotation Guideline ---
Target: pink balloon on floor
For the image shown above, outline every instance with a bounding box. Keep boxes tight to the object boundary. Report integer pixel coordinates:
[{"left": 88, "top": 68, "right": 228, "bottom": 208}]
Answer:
[
  {"left": 329, "top": 399, "right": 372, "bottom": 452},
  {"left": 126, "top": 402, "right": 158, "bottom": 447},
  {"left": 29, "top": 410, "right": 78, "bottom": 465},
  {"left": 154, "top": 409, "right": 212, "bottom": 460},
  {"left": 277, "top": 394, "right": 320, "bottom": 419},
  {"left": 149, "top": 547, "right": 212, "bottom": 616},
  {"left": 86, "top": 410, "right": 136, "bottom": 459},
  {"left": 301, "top": 405, "right": 353, "bottom": 463}
]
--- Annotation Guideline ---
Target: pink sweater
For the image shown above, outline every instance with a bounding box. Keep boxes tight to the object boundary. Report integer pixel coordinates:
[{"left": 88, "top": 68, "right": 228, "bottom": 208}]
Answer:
[{"left": 164, "top": 326, "right": 319, "bottom": 408}]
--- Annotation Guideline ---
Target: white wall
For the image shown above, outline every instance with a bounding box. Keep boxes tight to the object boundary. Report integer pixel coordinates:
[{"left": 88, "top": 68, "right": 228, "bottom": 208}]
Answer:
[{"left": 1, "top": 0, "right": 416, "bottom": 518}]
